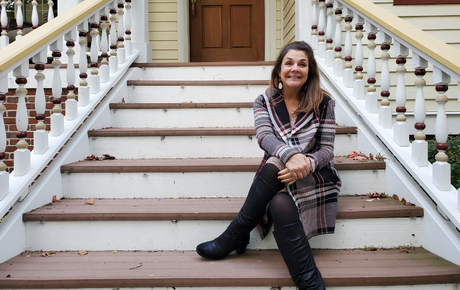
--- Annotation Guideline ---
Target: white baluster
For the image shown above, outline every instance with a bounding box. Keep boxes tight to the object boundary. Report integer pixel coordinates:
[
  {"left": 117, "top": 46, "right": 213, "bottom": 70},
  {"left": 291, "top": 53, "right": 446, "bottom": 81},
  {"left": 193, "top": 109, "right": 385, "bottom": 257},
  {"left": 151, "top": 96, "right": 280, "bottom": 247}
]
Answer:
[
  {"left": 89, "top": 14, "right": 100, "bottom": 94},
  {"left": 65, "top": 30, "right": 78, "bottom": 120},
  {"left": 378, "top": 32, "right": 392, "bottom": 129},
  {"left": 100, "top": 8, "right": 110, "bottom": 83},
  {"left": 332, "top": 0, "right": 342, "bottom": 77},
  {"left": 109, "top": 3, "right": 119, "bottom": 72},
  {"left": 342, "top": 8, "right": 353, "bottom": 88},
  {"left": 393, "top": 41, "right": 409, "bottom": 147},
  {"left": 411, "top": 53, "right": 428, "bottom": 167},
  {"left": 325, "top": 0, "right": 334, "bottom": 66},
  {"left": 13, "top": 62, "right": 30, "bottom": 177},
  {"left": 31, "top": 0, "right": 39, "bottom": 29},
  {"left": 124, "top": 0, "right": 132, "bottom": 56},
  {"left": 0, "top": 0, "right": 8, "bottom": 47},
  {"left": 50, "top": 39, "right": 64, "bottom": 137},
  {"left": 117, "top": 0, "right": 126, "bottom": 64},
  {"left": 432, "top": 66, "right": 451, "bottom": 191},
  {"left": 32, "top": 49, "right": 48, "bottom": 155},
  {"left": 311, "top": 0, "right": 318, "bottom": 50},
  {"left": 78, "top": 22, "right": 89, "bottom": 107},
  {"left": 365, "top": 23, "right": 378, "bottom": 113},
  {"left": 0, "top": 76, "right": 8, "bottom": 200},
  {"left": 317, "top": 0, "right": 326, "bottom": 58},
  {"left": 47, "top": 0, "right": 54, "bottom": 21},
  {"left": 353, "top": 15, "right": 365, "bottom": 100},
  {"left": 15, "top": 0, "right": 24, "bottom": 40}
]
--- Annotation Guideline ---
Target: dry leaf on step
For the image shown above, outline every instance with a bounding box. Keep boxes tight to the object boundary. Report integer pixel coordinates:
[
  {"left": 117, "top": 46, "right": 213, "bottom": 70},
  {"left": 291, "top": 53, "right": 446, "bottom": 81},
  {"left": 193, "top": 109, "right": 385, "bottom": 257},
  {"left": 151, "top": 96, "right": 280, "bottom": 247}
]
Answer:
[
  {"left": 78, "top": 250, "right": 88, "bottom": 256},
  {"left": 85, "top": 198, "right": 95, "bottom": 205}
]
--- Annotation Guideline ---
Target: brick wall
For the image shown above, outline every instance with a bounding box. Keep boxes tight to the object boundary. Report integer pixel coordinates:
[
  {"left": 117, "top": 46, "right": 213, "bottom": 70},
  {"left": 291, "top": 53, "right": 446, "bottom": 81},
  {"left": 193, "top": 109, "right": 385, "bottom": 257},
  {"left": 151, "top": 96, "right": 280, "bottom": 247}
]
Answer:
[{"left": 3, "top": 88, "right": 69, "bottom": 173}]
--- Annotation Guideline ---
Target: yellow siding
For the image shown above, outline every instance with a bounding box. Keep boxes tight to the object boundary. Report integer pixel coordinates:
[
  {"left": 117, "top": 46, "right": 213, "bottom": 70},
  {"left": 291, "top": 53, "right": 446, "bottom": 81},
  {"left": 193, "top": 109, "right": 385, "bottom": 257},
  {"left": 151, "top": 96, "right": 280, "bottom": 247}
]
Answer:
[
  {"left": 283, "top": 0, "right": 295, "bottom": 45},
  {"left": 276, "top": 0, "right": 282, "bottom": 55},
  {"left": 149, "top": 0, "right": 178, "bottom": 62}
]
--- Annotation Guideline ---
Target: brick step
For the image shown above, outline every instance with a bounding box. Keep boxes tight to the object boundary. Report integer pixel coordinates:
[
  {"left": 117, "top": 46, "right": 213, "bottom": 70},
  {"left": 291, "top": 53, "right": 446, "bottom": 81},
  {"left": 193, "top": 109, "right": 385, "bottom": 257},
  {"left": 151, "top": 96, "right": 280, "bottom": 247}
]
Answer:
[
  {"left": 2, "top": 249, "right": 460, "bottom": 289},
  {"left": 87, "top": 126, "right": 358, "bottom": 158},
  {"left": 24, "top": 196, "right": 422, "bottom": 222},
  {"left": 60, "top": 157, "right": 386, "bottom": 198}
]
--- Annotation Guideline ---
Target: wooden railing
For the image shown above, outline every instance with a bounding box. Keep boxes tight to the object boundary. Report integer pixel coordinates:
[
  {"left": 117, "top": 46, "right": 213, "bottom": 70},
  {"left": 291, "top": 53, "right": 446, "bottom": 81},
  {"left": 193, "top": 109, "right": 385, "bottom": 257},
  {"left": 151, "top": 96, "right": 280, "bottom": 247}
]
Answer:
[
  {"left": 300, "top": 0, "right": 460, "bottom": 228},
  {"left": 0, "top": 0, "right": 139, "bottom": 221}
]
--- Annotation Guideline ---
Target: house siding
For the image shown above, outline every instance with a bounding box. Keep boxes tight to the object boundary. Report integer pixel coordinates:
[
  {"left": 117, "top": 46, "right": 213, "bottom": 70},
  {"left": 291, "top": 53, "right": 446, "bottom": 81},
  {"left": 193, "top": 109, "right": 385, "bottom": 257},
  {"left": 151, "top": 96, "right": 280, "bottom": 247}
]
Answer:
[
  {"left": 282, "top": 0, "right": 295, "bottom": 45},
  {"left": 149, "top": 0, "right": 179, "bottom": 62}
]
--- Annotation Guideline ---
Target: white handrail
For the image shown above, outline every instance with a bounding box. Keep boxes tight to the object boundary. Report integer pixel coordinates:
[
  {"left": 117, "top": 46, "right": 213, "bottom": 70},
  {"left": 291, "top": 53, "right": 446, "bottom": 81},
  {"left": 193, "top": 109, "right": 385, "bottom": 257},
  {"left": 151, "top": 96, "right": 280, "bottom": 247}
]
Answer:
[
  {"left": 0, "top": 0, "right": 138, "bottom": 222},
  {"left": 304, "top": 0, "right": 460, "bottom": 229}
]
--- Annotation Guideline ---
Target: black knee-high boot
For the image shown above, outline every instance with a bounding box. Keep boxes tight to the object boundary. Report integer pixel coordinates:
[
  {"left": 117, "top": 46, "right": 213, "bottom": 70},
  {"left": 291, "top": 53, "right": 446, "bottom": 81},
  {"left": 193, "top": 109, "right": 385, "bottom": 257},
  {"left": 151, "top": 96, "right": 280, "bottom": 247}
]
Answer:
[
  {"left": 196, "top": 170, "right": 283, "bottom": 260},
  {"left": 273, "top": 222, "right": 326, "bottom": 290}
]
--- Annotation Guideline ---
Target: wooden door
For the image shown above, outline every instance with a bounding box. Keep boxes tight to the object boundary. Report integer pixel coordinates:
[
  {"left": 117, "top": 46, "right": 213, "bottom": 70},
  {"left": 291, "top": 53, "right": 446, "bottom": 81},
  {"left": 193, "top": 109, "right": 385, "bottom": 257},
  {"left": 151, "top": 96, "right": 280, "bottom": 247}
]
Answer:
[{"left": 190, "top": 0, "right": 265, "bottom": 62}]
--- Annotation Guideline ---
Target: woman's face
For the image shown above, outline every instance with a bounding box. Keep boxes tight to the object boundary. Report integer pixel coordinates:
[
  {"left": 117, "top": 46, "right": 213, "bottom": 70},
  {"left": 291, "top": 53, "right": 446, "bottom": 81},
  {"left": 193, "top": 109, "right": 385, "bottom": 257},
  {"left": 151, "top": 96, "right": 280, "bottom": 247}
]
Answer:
[{"left": 278, "top": 49, "right": 309, "bottom": 92}]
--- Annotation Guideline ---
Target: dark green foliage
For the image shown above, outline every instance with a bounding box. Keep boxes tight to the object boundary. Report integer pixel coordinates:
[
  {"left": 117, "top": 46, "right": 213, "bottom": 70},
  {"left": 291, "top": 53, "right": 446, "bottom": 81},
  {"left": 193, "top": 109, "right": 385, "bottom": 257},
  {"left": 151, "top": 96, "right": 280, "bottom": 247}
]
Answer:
[{"left": 428, "top": 136, "right": 460, "bottom": 189}]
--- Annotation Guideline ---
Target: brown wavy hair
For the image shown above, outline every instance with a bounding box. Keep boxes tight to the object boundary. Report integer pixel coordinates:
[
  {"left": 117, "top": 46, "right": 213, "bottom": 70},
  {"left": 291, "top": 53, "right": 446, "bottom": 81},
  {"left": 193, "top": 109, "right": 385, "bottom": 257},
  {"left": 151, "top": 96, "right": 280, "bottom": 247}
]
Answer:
[{"left": 270, "top": 41, "right": 325, "bottom": 116}]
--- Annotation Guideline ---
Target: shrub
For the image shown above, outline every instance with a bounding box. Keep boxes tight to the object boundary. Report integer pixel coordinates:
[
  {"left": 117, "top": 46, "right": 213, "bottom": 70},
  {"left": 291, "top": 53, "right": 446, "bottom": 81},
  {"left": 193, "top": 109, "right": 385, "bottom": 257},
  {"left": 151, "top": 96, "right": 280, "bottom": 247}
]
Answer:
[{"left": 428, "top": 136, "right": 460, "bottom": 189}]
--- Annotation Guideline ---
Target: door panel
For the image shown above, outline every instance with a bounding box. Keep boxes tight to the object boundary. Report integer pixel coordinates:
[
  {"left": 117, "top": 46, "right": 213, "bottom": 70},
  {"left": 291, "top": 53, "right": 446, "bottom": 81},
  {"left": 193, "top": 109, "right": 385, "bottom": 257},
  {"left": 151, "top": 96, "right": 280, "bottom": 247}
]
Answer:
[{"left": 190, "top": 0, "right": 264, "bottom": 62}]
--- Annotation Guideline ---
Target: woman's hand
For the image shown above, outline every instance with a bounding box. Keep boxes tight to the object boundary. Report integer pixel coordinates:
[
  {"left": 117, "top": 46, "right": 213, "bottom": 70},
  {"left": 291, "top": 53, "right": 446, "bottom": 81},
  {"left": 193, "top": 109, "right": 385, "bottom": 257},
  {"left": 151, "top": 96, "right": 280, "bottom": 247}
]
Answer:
[{"left": 278, "top": 154, "right": 311, "bottom": 185}]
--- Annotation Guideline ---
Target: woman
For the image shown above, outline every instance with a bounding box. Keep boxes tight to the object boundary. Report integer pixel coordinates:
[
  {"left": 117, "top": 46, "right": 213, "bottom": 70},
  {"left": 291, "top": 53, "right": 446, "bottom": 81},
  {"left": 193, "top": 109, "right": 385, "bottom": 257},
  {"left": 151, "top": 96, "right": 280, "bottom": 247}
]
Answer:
[{"left": 196, "top": 41, "right": 341, "bottom": 290}]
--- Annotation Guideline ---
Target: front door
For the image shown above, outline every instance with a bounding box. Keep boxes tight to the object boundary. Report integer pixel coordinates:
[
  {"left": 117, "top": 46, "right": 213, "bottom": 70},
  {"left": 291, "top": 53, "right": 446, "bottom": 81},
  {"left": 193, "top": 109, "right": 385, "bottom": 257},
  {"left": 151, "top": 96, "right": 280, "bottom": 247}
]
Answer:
[{"left": 190, "top": 0, "right": 265, "bottom": 62}]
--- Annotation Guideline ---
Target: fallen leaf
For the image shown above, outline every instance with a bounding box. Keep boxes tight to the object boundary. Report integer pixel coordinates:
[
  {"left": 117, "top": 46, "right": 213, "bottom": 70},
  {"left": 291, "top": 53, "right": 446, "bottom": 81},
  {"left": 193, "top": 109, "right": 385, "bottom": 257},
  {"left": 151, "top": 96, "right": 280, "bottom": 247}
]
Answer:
[
  {"left": 392, "top": 194, "right": 399, "bottom": 201},
  {"left": 103, "top": 154, "right": 115, "bottom": 160},
  {"left": 399, "top": 247, "right": 411, "bottom": 253},
  {"left": 352, "top": 156, "right": 368, "bottom": 161},
  {"left": 78, "top": 250, "right": 88, "bottom": 256},
  {"left": 6, "top": 274, "right": 10, "bottom": 278},
  {"left": 85, "top": 198, "right": 95, "bottom": 205},
  {"left": 405, "top": 202, "right": 415, "bottom": 206},
  {"left": 365, "top": 247, "right": 379, "bottom": 251},
  {"left": 366, "top": 199, "right": 375, "bottom": 202},
  {"left": 257, "top": 260, "right": 262, "bottom": 262},
  {"left": 369, "top": 153, "right": 374, "bottom": 160},
  {"left": 41, "top": 252, "right": 55, "bottom": 257}
]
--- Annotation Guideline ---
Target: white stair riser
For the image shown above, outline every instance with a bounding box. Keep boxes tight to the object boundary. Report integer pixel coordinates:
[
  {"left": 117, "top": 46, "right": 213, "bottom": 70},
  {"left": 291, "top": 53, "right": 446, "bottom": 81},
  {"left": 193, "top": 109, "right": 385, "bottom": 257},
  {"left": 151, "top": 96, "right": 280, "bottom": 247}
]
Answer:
[
  {"left": 3, "top": 286, "right": 457, "bottom": 290},
  {"left": 24, "top": 217, "right": 422, "bottom": 251},
  {"left": 127, "top": 85, "right": 265, "bottom": 103},
  {"left": 88, "top": 134, "right": 357, "bottom": 159},
  {"left": 138, "top": 66, "right": 272, "bottom": 81},
  {"left": 62, "top": 170, "right": 384, "bottom": 199},
  {"left": 111, "top": 108, "right": 254, "bottom": 128}
]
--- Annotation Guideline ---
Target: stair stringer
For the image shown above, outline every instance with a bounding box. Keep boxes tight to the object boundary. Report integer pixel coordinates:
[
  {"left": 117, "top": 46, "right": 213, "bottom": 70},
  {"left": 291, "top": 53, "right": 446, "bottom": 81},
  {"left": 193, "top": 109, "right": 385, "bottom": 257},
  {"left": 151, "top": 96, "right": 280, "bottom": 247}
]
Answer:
[
  {"left": 0, "top": 67, "right": 139, "bottom": 264},
  {"left": 320, "top": 67, "right": 460, "bottom": 265}
]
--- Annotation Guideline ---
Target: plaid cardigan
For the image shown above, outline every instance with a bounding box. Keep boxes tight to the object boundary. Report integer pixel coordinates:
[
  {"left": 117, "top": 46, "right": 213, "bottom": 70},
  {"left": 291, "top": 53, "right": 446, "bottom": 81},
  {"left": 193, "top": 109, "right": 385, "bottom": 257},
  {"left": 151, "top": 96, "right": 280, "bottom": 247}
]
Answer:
[{"left": 254, "top": 88, "right": 342, "bottom": 239}]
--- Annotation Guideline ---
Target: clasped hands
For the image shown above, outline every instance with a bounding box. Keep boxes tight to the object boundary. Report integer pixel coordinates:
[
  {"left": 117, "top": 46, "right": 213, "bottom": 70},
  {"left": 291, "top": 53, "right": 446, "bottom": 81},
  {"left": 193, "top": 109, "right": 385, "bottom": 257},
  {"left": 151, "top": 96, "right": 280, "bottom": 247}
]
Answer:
[{"left": 278, "top": 154, "right": 311, "bottom": 185}]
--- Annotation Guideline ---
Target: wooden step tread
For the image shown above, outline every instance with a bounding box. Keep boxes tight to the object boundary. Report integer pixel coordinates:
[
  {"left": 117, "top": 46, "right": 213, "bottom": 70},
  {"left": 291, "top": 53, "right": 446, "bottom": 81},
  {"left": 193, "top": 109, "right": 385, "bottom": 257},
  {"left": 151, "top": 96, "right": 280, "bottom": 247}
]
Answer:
[
  {"left": 61, "top": 157, "right": 385, "bottom": 173},
  {"left": 23, "top": 196, "right": 423, "bottom": 222},
  {"left": 88, "top": 126, "right": 357, "bottom": 137},
  {"left": 131, "top": 61, "right": 275, "bottom": 67},
  {"left": 127, "top": 80, "right": 269, "bottom": 86},
  {"left": 1, "top": 248, "right": 459, "bottom": 288},
  {"left": 110, "top": 102, "right": 255, "bottom": 109}
]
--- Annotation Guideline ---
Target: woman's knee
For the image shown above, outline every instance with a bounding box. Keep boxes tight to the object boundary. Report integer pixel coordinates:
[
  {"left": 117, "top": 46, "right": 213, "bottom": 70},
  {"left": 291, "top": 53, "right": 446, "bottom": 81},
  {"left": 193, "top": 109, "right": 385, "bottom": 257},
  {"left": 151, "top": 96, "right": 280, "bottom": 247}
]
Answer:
[{"left": 269, "top": 193, "right": 300, "bottom": 229}]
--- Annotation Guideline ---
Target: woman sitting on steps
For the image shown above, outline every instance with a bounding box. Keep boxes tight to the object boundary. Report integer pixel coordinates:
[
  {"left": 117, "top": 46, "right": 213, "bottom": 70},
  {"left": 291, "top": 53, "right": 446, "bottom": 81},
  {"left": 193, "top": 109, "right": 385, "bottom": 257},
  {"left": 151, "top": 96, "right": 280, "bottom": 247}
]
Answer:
[{"left": 196, "top": 41, "right": 342, "bottom": 290}]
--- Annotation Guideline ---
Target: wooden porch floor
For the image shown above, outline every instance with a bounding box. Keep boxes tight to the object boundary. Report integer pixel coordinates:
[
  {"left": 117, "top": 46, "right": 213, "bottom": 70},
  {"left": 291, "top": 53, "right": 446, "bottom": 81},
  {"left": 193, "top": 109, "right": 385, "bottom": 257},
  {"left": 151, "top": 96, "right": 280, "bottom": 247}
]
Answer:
[{"left": 1, "top": 249, "right": 460, "bottom": 288}]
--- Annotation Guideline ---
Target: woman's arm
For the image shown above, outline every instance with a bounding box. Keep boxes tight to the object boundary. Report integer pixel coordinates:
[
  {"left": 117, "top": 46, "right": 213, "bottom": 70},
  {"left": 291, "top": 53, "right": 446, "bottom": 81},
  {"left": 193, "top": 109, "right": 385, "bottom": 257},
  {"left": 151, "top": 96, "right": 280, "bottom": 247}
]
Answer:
[
  {"left": 253, "top": 94, "right": 300, "bottom": 164},
  {"left": 305, "top": 97, "right": 336, "bottom": 173}
]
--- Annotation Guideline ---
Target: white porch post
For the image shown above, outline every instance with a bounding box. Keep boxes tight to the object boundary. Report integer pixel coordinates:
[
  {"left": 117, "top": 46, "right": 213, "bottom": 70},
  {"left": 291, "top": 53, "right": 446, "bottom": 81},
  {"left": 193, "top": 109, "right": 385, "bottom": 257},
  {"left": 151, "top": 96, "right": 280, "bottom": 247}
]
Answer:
[
  {"left": 129, "top": 0, "right": 152, "bottom": 62},
  {"left": 295, "top": 0, "right": 311, "bottom": 42}
]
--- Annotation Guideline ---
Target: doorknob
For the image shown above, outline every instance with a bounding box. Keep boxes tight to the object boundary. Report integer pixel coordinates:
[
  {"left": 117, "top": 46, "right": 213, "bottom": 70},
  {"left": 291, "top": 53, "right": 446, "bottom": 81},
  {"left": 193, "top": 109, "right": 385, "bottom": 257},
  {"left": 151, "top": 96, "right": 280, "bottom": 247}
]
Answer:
[{"left": 191, "top": 0, "right": 197, "bottom": 17}]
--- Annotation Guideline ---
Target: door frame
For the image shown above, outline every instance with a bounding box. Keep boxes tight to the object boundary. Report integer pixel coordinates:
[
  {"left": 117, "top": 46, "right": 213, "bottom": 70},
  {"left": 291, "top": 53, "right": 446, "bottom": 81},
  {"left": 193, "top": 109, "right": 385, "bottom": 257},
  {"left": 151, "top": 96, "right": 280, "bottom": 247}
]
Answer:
[{"left": 177, "top": 0, "right": 277, "bottom": 62}]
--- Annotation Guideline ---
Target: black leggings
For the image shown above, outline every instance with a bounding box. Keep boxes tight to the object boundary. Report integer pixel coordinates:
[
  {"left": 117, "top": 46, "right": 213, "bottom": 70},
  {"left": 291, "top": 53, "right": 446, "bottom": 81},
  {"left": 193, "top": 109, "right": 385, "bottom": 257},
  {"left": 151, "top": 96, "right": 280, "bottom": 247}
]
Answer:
[{"left": 258, "top": 164, "right": 301, "bottom": 231}]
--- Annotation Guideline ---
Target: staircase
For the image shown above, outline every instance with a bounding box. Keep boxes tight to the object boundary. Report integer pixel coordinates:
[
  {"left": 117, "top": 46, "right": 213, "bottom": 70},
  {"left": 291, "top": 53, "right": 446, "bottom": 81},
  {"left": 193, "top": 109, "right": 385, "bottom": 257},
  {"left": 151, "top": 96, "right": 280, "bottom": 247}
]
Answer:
[{"left": 1, "top": 62, "right": 460, "bottom": 289}]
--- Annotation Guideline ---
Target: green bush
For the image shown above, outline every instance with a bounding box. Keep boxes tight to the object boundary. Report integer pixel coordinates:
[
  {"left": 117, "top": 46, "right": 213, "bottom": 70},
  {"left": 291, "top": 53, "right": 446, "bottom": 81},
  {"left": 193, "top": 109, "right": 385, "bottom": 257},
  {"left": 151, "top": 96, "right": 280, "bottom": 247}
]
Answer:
[{"left": 428, "top": 136, "right": 460, "bottom": 189}]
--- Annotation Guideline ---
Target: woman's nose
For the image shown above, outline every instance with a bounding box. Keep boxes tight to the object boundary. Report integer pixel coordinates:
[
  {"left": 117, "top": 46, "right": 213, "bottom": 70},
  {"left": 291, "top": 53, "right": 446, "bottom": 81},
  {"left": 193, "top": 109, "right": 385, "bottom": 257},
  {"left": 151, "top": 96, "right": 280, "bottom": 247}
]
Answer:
[{"left": 291, "top": 65, "right": 299, "bottom": 71}]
